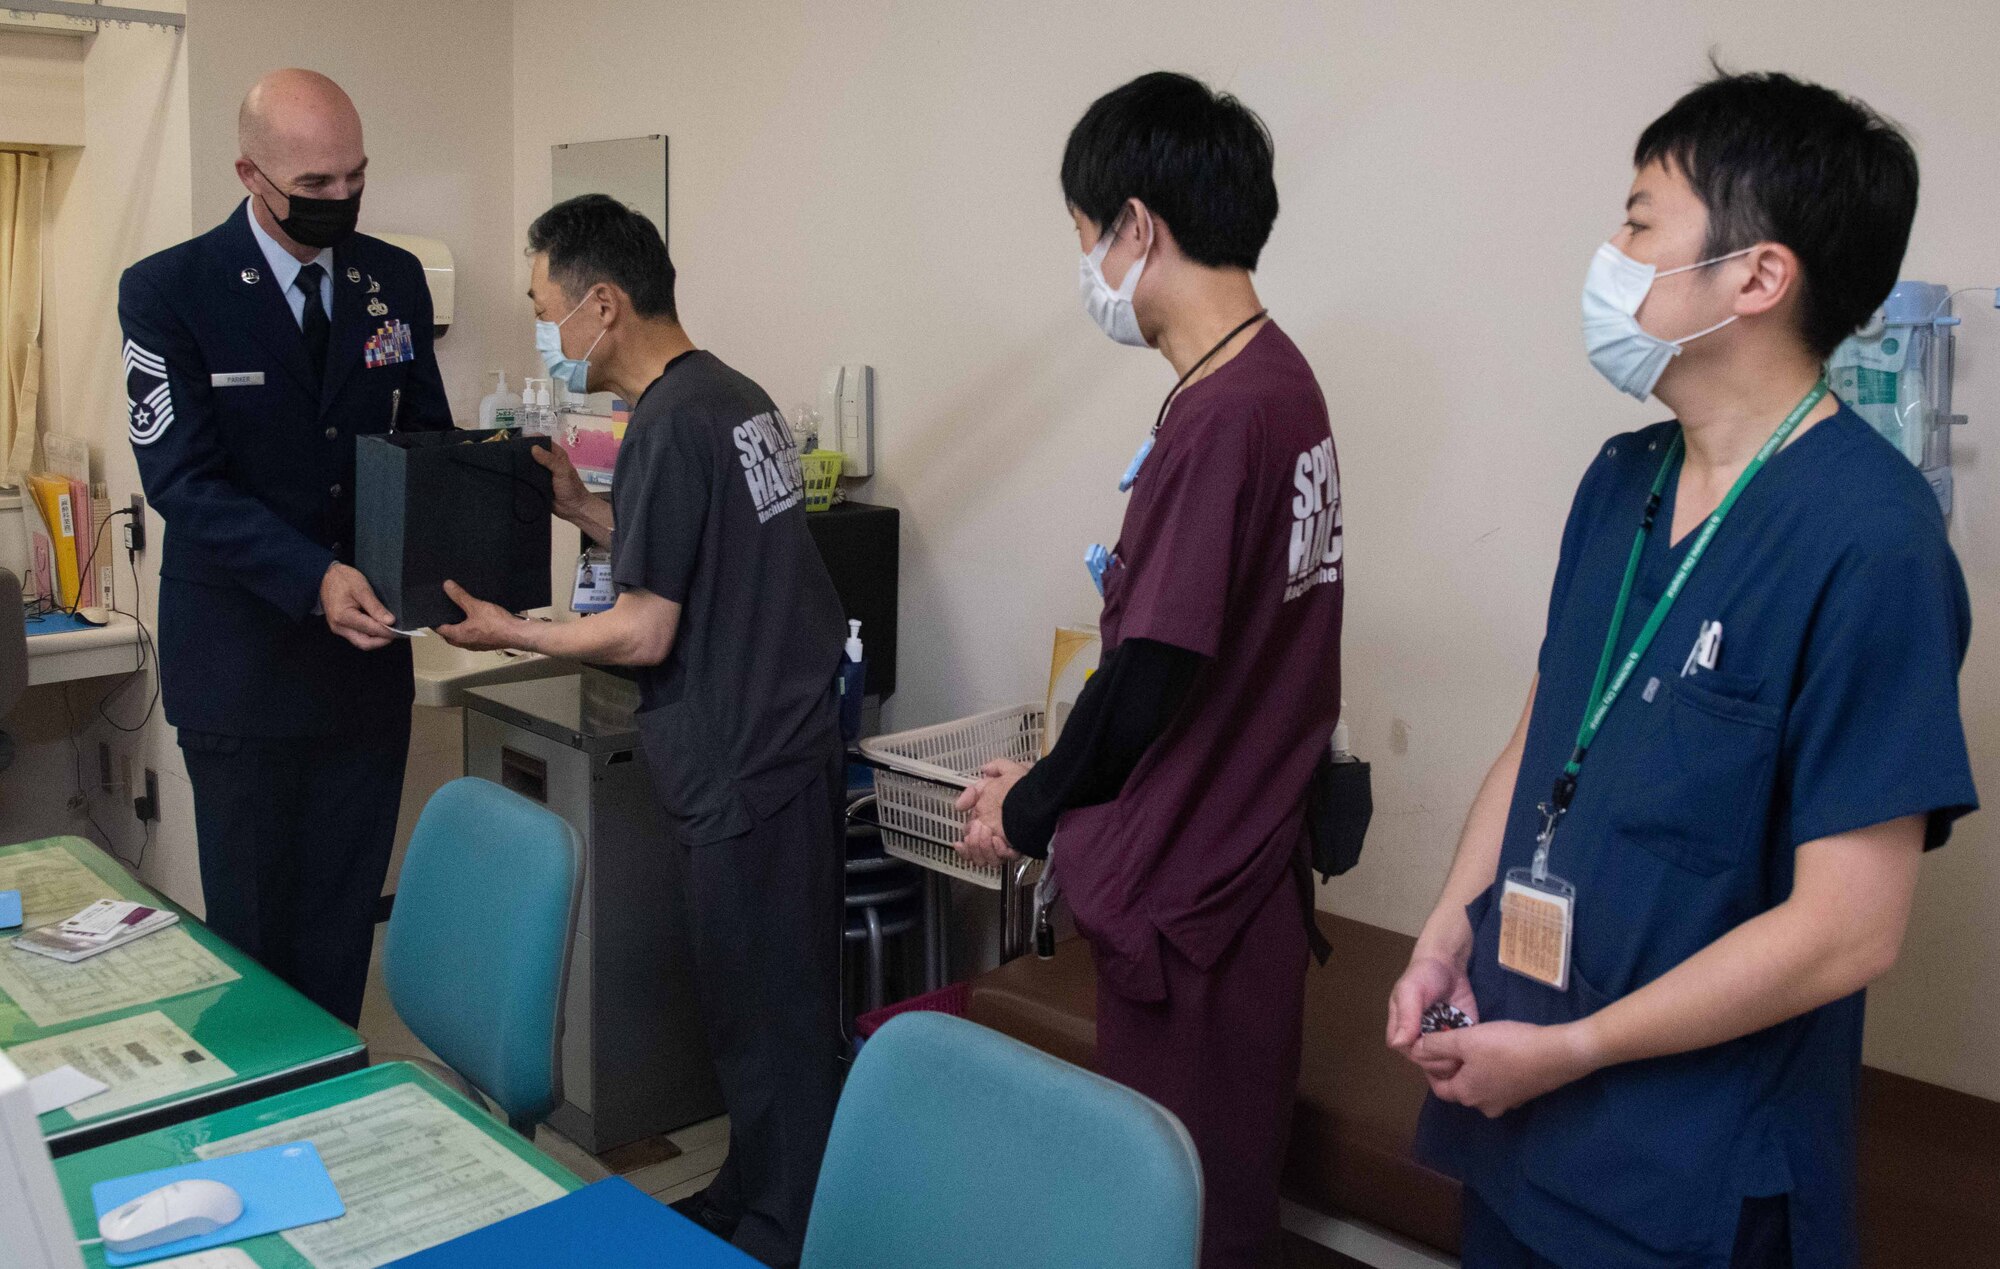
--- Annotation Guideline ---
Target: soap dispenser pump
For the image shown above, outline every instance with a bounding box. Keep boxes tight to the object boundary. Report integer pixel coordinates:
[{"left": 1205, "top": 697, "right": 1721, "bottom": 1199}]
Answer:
[{"left": 838, "top": 620, "right": 867, "bottom": 742}]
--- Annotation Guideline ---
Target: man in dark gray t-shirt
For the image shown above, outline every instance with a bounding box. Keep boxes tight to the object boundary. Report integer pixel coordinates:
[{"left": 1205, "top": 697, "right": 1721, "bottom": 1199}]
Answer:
[
  {"left": 611, "top": 348, "right": 846, "bottom": 842},
  {"left": 440, "top": 196, "right": 844, "bottom": 1269}
]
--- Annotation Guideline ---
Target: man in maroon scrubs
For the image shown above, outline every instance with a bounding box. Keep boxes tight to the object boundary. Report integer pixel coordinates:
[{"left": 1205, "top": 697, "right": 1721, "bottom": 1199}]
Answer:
[{"left": 957, "top": 71, "right": 1343, "bottom": 1269}]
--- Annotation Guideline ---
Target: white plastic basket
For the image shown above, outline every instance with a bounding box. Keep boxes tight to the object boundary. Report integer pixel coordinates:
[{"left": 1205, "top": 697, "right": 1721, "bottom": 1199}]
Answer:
[{"left": 859, "top": 702, "right": 1045, "bottom": 890}]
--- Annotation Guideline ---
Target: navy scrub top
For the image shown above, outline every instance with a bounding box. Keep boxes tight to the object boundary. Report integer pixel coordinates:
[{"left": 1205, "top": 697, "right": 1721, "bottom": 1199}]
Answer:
[{"left": 1417, "top": 405, "right": 1977, "bottom": 1269}]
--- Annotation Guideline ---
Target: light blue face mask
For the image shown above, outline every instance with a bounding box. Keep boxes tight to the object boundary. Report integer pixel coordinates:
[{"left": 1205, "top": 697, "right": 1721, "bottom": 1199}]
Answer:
[{"left": 535, "top": 294, "right": 606, "bottom": 394}]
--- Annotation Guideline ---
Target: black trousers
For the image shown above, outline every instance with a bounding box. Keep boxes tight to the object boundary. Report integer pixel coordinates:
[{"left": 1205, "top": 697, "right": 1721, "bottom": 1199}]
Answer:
[
  {"left": 679, "top": 748, "right": 845, "bottom": 1269},
  {"left": 178, "top": 722, "right": 410, "bottom": 1026},
  {"left": 1463, "top": 1186, "right": 1792, "bottom": 1269}
]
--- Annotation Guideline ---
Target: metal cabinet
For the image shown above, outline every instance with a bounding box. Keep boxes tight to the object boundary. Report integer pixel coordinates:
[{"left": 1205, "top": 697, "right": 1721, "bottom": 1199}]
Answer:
[{"left": 463, "top": 673, "right": 721, "bottom": 1153}]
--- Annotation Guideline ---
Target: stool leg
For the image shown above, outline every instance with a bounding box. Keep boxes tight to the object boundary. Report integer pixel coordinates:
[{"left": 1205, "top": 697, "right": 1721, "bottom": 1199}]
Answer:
[
  {"left": 866, "top": 906, "right": 886, "bottom": 1014},
  {"left": 923, "top": 871, "right": 943, "bottom": 991}
]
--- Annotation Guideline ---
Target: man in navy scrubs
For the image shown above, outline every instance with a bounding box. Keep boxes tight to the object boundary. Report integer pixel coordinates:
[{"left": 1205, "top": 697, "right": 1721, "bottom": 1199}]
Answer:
[
  {"left": 956, "top": 73, "right": 1343, "bottom": 1268},
  {"left": 1388, "top": 71, "right": 1976, "bottom": 1267}
]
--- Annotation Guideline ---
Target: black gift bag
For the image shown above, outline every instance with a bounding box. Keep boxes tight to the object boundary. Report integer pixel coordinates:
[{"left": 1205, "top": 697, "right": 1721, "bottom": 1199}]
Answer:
[{"left": 356, "top": 430, "right": 554, "bottom": 629}]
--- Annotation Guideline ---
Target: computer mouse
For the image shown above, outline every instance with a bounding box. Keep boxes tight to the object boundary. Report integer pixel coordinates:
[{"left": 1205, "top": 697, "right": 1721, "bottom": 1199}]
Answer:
[
  {"left": 99, "top": 1178, "right": 245, "bottom": 1253},
  {"left": 76, "top": 606, "right": 110, "bottom": 626}
]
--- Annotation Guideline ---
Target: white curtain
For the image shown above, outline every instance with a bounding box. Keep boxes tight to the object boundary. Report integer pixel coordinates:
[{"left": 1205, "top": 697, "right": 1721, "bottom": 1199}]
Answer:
[{"left": 0, "top": 151, "right": 48, "bottom": 489}]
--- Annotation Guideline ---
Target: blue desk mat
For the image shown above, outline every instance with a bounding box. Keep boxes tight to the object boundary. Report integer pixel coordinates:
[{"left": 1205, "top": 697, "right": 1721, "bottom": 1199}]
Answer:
[
  {"left": 24, "top": 611, "right": 105, "bottom": 637},
  {"left": 90, "top": 1141, "right": 343, "bottom": 1266},
  {"left": 384, "top": 1177, "right": 759, "bottom": 1268}
]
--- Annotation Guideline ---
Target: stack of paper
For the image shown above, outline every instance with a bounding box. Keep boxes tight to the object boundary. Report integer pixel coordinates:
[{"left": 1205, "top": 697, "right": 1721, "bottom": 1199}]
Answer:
[{"left": 13, "top": 900, "right": 180, "bottom": 963}]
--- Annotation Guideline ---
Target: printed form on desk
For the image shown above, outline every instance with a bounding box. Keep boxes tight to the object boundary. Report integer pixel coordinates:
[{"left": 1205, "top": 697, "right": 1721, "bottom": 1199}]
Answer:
[
  {"left": 0, "top": 927, "right": 240, "bottom": 1027},
  {"left": 8, "top": 1011, "right": 234, "bottom": 1116},
  {"left": 0, "top": 845, "right": 119, "bottom": 930},
  {"left": 196, "top": 1082, "right": 567, "bottom": 1269}
]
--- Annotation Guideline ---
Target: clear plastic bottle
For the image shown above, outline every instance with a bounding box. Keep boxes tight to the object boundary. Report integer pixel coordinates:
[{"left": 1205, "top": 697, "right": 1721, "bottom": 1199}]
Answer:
[{"left": 522, "top": 378, "right": 555, "bottom": 436}]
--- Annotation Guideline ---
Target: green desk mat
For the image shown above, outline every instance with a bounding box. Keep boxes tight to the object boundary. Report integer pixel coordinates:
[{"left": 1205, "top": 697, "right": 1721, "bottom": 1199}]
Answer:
[
  {"left": 55, "top": 1061, "right": 584, "bottom": 1268},
  {"left": 0, "top": 836, "right": 364, "bottom": 1146}
]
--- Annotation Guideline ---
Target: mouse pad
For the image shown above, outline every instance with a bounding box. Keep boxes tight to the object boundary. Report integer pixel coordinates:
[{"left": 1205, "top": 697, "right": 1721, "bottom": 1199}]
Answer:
[{"left": 91, "top": 1140, "right": 344, "bottom": 1266}]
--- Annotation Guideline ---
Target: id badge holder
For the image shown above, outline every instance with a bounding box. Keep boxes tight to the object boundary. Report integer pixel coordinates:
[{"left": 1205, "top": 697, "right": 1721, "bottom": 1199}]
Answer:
[
  {"left": 1498, "top": 867, "right": 1574, "bottom": 991},
  {"left": 571, "top": 548, "right": 615, "bottom": 613}
]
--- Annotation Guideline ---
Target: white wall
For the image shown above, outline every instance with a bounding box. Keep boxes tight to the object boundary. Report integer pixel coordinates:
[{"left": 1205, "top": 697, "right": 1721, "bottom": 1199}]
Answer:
[
  {"left": 508, "top": 0, "right": 2000, "bottom": 1100},
  {"left": 0, "top": 12, "right": 197, "bottom": 897}
]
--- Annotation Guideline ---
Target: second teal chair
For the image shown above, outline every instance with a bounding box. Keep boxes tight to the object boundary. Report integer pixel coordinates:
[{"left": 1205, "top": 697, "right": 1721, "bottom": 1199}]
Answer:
[
  {"left": 383, "top": 776, "right": 582, "bottom": 1135},
  {"left": 801, "top": 1011, "right": 1203, "bottom": 1269}
]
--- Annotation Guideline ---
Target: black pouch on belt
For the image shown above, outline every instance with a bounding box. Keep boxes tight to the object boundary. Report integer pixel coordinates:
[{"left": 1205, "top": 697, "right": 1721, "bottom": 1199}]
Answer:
[{"left": 1307, "top": 753, "right": 1373, "bottom": 881}]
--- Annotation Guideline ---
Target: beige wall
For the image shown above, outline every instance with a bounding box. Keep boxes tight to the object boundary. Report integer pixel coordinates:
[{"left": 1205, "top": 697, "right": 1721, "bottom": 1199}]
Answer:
[
  {"left": 509, "top": 0, "right": 2000, "bottom": 1099},
  {"left": 0, "top": 12, "right": 197, "bottom": 897},
  {"left": 186, "top": 0, "right": 517, "bottom": 418},
  {"left": 0, "top": 28, "right": 85, "bottom": 147}
]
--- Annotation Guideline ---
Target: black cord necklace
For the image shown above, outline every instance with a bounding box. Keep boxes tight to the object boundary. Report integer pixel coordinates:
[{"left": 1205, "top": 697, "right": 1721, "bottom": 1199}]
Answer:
[{"left": 1153, "top": 309, "right": 1268, "bottom": 435}]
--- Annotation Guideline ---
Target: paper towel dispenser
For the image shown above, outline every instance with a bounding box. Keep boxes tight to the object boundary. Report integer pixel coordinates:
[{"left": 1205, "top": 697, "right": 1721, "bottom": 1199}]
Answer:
[{"left": 373, "top": 233, "right": 455, "bottom": 338}]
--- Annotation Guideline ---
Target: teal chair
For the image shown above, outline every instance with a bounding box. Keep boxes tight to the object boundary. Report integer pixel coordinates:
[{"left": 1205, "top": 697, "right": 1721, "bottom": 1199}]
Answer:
[
  {"left": 383, "top": 777, "right": 582, "bottom": 1135},
  {"left": 801, "top": 1011, "right": 1203, "bottom": 1269}
]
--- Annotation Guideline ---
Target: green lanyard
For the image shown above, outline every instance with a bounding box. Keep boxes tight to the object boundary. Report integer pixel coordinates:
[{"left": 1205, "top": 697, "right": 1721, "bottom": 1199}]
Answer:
[{"left": 1530, "top": 377, "right": 1829, "bottom": 882}]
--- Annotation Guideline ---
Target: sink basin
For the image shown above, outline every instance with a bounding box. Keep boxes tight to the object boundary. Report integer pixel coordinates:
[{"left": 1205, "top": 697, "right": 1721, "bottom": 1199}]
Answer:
[{"left": 410, "top": 634, "right": 578, "bottom": 708}]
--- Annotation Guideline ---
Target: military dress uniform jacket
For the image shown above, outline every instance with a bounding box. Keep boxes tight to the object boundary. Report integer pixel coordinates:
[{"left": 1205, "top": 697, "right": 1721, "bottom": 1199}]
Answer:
[{"left": 119, "top": 202, "right": 452, "bottom": 738}]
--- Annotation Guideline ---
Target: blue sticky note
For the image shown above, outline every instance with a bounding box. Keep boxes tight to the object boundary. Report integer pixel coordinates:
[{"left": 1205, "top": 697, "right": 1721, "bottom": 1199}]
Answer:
[
  {"left": 0, "top": 889, "right": 20, "bottom": 929},
  {"left": 92, "top": 1141, "right": 344, "bottom": 1266}
]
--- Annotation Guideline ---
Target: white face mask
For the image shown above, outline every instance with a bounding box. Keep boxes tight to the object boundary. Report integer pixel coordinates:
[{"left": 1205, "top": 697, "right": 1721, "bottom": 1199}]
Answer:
[
  {"left": 1581, "top": 241, "right": 1754, "bottom": 400},
  {"left": 1078, "top": 211, "right": 1150, "bottom": 347}
]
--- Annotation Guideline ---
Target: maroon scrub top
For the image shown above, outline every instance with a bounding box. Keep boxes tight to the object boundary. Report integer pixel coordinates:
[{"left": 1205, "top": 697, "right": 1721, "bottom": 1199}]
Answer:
[{"left": 1057, "top": 322, "right": 1344, "bottom": 1002}]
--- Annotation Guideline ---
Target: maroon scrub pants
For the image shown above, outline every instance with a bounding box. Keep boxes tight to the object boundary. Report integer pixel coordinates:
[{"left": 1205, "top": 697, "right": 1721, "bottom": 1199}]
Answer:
[{"left": 1094, "top": 873, "right": 1310, "bottom": 1269}]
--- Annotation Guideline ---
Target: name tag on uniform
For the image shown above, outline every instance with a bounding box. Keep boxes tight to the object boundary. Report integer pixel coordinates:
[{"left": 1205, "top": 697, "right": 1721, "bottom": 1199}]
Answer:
[{"left": 210, "top": 371, "right": 265, "bottom": 388}]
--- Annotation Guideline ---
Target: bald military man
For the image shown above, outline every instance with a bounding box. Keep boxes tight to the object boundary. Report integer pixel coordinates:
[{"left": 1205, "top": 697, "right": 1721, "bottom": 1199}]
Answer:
[{"left": 119, "top": 69, "right": 451, "bottom": 1023}]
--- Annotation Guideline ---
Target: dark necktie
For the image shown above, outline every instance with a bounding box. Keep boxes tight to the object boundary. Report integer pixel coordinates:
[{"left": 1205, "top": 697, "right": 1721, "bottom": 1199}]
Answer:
[{"left": 295, "top": 262, "right": 330, "bottom": 383}]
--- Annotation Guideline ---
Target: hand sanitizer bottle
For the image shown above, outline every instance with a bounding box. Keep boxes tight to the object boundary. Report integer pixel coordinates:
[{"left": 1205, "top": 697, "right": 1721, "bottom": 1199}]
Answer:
[
  {"left": 838, "top": 620, "right": 867, "bottom": 743},
  {"left": 478, "top": 371, "right": 521, "bottom": 429}
]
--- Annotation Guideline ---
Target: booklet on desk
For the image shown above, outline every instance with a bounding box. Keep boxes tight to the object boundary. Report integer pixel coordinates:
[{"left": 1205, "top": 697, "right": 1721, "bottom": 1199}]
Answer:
[
  {"left": 13, "top": 900, "right": 178, "bottom": 962},
  {"left": 384, "top": 1178, "right": 760, "bottom": 1268}
]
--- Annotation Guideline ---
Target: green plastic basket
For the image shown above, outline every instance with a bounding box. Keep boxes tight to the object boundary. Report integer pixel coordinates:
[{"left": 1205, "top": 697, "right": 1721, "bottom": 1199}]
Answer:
[{"left": 802, "top": 449, "right": 844, "bottom": 512}]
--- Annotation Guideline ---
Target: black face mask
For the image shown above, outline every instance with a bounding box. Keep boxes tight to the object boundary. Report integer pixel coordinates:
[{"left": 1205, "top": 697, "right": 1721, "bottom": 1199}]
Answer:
[{"left": 252, "top": 163, "right": 361, "bottom": 249}]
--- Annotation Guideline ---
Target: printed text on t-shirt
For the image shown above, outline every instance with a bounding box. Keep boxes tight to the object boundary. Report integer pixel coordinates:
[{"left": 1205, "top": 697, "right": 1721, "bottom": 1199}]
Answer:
[
  {"left": 1285, "top": 437, "right": 1341, "bottom": 602},
  {"left": 733, "top": 410, "right": 807, "bottom": 523}
]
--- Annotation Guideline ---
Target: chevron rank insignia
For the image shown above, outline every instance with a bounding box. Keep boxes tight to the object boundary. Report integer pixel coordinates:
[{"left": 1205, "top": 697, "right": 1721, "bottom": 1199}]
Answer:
[{"left": 123, "top": 339, "right": 173, "bottom": 446}]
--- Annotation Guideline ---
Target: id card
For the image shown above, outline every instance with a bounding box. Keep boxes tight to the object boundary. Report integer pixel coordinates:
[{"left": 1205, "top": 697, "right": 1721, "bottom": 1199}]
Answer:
[
  {"left": 1498, "top": 868, "right": 1574, "bottom": 991},
  {"left": 572, "top": 549, "right": 614, "bottom": 613},
  {"left": 58, "top": 900, "right": 162, "bottom": 942}
]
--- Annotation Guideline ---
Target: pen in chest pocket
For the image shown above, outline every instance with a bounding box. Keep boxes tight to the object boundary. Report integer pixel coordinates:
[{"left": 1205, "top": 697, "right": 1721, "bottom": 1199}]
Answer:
[
  {"left": 389, "top": 388, "right": 401, "bottom": 433},
  {"left": 1681, "top": 620, "right": 1723, "bottom": 677}
]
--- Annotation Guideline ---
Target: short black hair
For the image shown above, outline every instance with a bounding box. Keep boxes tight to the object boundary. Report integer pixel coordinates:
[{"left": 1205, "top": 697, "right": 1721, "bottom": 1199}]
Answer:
[
  {"left": 1061, "top": 71, "right": 1279, "bottom": 271},
  {"left": 526, "top": 193, "right": 678, "bottom": 321},
  {"left": 1635, "top": 66, "right": 1918, "bottom": 358}
]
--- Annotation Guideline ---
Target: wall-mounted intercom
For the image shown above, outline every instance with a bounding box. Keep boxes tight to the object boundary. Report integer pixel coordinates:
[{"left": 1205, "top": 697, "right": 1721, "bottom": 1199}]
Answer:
[{"left": 818, "top": 364, "right": 875, "bottom": 479}]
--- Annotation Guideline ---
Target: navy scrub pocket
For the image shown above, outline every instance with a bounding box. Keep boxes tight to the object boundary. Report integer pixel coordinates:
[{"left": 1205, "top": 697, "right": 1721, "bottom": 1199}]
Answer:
[{"left": 1616, "top": 671, "right": 1780, "bottom": 877}]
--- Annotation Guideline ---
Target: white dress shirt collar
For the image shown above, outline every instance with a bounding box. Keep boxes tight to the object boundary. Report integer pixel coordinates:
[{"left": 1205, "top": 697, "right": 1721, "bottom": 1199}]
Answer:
[{"left": 245, "top": 196, "right": 333, "bottom": 318}]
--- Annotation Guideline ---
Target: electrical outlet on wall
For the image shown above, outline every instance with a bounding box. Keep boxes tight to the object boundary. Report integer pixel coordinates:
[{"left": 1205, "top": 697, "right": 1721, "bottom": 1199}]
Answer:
[{"left": 134, "top": 768, "right": 160, "bottom": 824}]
